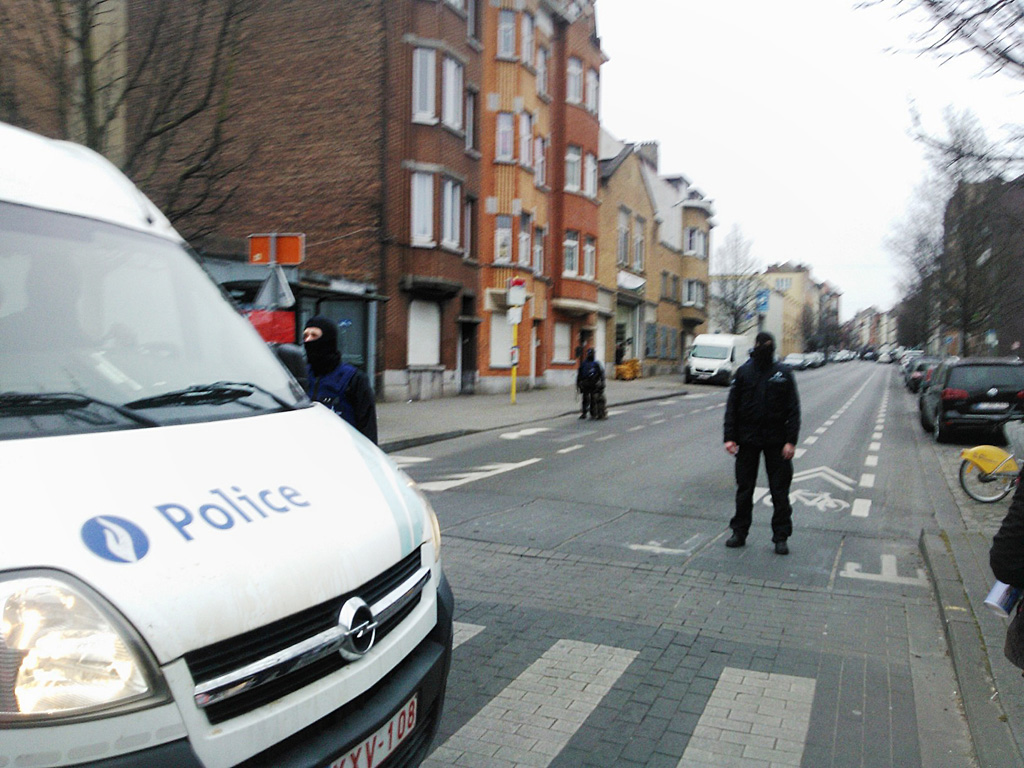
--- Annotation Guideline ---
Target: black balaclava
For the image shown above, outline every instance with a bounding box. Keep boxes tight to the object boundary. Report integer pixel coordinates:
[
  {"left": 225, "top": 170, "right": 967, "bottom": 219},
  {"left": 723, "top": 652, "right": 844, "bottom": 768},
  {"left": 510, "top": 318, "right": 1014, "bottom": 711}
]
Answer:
[
  {"left": 752, "top": 331, "right": 775, "bottom": 368},
  {"left": 304, "top": 316, "right": 341, "bottom": 376}
]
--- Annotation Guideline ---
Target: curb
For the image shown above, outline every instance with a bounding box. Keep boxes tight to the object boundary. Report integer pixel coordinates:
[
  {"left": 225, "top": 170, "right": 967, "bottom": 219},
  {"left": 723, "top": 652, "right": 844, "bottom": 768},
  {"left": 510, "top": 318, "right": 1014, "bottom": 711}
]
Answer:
[
  {"left": 919, "top": 530, "right": 1022, "bottom": 767},
  {"left": 379, "top": 389, "right": 690, "bottom": 453}
]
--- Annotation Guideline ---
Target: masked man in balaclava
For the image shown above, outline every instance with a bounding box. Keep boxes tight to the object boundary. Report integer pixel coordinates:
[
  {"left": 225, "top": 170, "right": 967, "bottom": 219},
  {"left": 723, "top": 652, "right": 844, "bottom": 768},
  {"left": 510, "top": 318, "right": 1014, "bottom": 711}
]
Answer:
[
  {"left": 302, "top": 316, "right": 378, "bottom": 444},
  {"left": 722, "top": 332, "right": 801, "bottom": 555}
]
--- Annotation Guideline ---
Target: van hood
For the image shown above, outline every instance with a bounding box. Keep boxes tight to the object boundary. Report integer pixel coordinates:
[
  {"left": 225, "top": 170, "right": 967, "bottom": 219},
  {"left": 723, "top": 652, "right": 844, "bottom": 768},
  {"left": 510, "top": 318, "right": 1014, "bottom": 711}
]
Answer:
[{"left": 0, "top": 406, "right": 427, "bottom": 663}]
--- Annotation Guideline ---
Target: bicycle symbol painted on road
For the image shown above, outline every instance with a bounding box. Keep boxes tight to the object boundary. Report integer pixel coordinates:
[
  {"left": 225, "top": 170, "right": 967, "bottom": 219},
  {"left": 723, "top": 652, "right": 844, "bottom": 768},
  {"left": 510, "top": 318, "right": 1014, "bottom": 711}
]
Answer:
[{"left": 762, "top": 488, "right": 850, "bottom": 512}]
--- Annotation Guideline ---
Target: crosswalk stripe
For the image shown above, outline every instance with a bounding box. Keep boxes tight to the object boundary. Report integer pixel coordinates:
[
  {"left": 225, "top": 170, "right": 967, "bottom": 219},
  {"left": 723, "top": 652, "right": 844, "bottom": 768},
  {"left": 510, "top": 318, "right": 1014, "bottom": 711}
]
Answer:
[
  {"left": 423, "top": 639, "right": 637, "bottom": 768},
  {"left": 678, "top": 667, "right": 815, "bottom": 767}
]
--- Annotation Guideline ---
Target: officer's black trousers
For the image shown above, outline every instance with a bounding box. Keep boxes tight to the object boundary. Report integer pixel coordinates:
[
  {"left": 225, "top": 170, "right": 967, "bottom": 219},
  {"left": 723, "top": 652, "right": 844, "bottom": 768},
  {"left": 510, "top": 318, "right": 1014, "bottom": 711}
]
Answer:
[{"left": 730, "top": 443, "right": 793, "bottom": 542}]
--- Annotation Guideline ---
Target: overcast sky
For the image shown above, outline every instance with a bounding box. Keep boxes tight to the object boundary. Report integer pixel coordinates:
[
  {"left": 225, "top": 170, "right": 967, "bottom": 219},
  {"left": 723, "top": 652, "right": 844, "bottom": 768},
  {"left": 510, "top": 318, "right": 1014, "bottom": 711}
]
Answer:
[{"left": 597, "top": 0, "right": 1022, "bottom": 322}]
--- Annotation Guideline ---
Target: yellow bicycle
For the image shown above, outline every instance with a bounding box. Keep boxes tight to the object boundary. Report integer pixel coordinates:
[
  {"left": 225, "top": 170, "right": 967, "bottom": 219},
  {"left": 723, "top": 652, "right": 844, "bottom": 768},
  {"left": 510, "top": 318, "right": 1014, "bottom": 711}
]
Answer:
[{"left": 959, "top": 418, "right": 1024, "bottom": 503}]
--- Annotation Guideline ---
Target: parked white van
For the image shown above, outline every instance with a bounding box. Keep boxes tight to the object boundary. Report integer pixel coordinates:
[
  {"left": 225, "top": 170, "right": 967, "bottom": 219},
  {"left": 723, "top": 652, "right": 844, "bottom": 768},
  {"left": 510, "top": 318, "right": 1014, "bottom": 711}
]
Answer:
[
  {"left": 0, "top": 123, "right": 453, "bottom": 767},
  {"left": 684, "top": 333, "right": 755, "bottom": 385}
]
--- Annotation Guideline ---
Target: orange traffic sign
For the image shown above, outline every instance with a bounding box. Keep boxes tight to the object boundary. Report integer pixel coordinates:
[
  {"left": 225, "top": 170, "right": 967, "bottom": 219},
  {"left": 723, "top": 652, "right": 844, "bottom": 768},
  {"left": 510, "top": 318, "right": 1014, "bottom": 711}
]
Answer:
[{"left": 248, "top": 233, "right": 305, "bottom": 265}]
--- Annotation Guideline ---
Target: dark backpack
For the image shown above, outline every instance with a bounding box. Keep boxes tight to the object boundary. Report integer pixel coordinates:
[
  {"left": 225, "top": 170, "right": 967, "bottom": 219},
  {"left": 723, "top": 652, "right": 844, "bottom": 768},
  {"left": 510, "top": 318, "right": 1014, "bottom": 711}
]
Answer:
[{"left": 580, "top": 360, "right": 601, "bottom": 387}]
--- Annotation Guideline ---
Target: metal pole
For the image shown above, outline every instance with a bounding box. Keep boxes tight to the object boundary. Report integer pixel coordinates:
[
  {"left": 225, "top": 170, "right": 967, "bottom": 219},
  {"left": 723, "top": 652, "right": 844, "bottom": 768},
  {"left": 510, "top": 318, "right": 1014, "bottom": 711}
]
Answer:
[{"left": 511, "top": 321, "right": 518, "bottom": 405}]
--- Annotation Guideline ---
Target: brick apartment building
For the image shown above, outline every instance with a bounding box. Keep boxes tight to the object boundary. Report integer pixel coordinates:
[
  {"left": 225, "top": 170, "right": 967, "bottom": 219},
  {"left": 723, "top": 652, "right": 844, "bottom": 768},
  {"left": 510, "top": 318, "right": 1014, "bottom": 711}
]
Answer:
[{"left": 475, "top": 0, "right": 604, "bottom": 393}]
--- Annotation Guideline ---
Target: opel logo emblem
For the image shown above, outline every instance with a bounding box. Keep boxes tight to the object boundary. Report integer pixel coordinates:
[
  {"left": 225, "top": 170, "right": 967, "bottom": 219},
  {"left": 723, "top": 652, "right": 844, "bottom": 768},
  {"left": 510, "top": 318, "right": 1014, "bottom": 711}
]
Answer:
[{"left": 338, "top": 597, "right": 377, "bottom": 661}]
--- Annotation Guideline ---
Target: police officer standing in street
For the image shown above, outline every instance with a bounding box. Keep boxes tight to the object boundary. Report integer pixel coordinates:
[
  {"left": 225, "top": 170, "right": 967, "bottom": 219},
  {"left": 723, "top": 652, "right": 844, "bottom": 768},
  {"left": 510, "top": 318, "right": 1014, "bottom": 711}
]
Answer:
[{"left": 722, "top": 332, "right": 801, "bottom": 555}]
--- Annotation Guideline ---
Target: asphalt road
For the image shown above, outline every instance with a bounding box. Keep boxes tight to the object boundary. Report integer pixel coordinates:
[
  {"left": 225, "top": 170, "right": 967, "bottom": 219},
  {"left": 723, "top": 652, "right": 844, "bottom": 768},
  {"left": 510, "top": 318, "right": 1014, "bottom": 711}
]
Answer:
[{"left": 397, "top": 363, "right": 978, "bottom": 767}]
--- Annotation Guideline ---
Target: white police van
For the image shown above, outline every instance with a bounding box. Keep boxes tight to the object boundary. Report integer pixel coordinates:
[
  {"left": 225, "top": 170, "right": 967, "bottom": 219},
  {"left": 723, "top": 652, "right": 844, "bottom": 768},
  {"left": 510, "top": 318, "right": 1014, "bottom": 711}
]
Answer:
[{"left": 0, "top": 122, "right": 453, "bottom": 767}]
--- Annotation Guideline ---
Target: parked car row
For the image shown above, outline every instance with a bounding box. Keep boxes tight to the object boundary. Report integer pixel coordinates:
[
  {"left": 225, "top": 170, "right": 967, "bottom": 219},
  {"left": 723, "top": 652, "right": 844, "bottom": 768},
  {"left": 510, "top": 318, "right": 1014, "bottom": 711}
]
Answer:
[{"left": 917, "top": 356, "right": 1024, "bottom": 442}]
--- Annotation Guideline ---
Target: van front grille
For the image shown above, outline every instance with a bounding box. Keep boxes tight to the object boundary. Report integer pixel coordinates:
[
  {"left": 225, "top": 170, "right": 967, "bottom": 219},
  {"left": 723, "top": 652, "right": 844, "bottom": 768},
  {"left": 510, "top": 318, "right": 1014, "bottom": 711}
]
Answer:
[{"left": 184, "top": 547, "right": 425, "bottom": 724}]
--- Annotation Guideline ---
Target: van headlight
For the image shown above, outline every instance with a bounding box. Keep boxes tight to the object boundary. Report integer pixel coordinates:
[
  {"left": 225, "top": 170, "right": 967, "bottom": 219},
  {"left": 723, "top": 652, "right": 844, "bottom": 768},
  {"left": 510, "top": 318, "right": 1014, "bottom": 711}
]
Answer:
[
  {"left": 400, "top": 472, "right": 442, "bottom": 562},
  {"left": 0, "top": 573, "right": 164, "bottom": 722}
]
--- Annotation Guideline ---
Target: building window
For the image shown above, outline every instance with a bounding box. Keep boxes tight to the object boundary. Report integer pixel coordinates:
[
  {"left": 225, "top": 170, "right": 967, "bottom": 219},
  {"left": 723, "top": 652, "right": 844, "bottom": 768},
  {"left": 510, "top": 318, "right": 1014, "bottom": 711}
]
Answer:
[
  {"left": 497, "top": 10, "right": 516, "bottom": 58},
  {"left": 672, "top": 275, "right": 680, "bottom": 302},
  {"left": 465, "top": 91, "right": 476, "bottom": 150},
  {"left": 495, "top": 215, "right": 513, "bottom": 263},
  {"left": 617, "top": 208, "right": 629, "bottom": 266},
  {"left": 518, "top": 213, "right": 532, "bottom": 266},
  {"left": 586, "top": 68, "right": 599, "bottom": 114},
  {"left": 490, "top": 311, "right": 514, "bottom": 367},
  {"left": 583, "top": 152, "right": 597, "bottom": 197},
  {"left": 685, "top": 227, "right": 707, "bottom": 256},
  {"left": 567, "top": 57, "right": 583, "bottom": 103},
  {"left": 533, "top": 226, "right": 545, "bottom": 273},
  {"left": 536, "top": 46, "right": 548, "bottom": 96},
  {"left": 684, "top": 280, "right": 707, "bottom": 308},
  {"left": 412, "top": 48, "right": 436, "bottom": 123},
  {"left": 534, "top": 136, "right": 547, "bottom": 186},
  {"left": 442, "top": 57, "right": 463, "bottom": 130},
  {"left": 660, "top": 271, "right": 669, "bottom": 299},
  {"left": 633, "top": 217, "right": 645, "bottom": 270},
  {"left": 775, "top": 277, "right": 792, "bottom": 291},
  {"left": 554, "top": 322, "right": 572, "bottom": 361},
  {"left": 441, "top": 179, "right": 461, "bottom": 249},
  {"left": 411, "top": 172, "right": 433, "bottom": 246},
  {"left": 583, "top": 236, "right": 596, "bottom": 279},
  {"left": 564, "top": 145, "right": 581, "bottom": 191},
  {"left": 408, "top": 300, "right": 441, "bottom": 366},
  {"left": 521, "top": 13, "right": 534, "bottom": 64},
  {"left": 463, "top": 197, "right": 475, "bottom": 258},
  {"left": 563, "top": 230, "right": 579, "bottom": 275},
  {"left": 519, "top": 112, "right": 533, "bottom": 167},
  {"left": 496, "top": 112, "right": 514, "bottom": 161},
  {"left": 466, "top": 0, "right": 478, "bottom": 39}
]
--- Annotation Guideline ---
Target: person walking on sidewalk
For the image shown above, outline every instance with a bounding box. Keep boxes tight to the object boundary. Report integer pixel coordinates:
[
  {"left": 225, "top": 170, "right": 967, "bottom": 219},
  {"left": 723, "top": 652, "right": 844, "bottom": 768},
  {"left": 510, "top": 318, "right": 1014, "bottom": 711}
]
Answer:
[
  {"left": 577, "top": 348, "right": 605, "bottom": 420},
  {"left": 722, "top": 332, "right": 801, "bottom": 555},
  {"left": 303, "top": 316, "right": 378, "bottom": 444}
]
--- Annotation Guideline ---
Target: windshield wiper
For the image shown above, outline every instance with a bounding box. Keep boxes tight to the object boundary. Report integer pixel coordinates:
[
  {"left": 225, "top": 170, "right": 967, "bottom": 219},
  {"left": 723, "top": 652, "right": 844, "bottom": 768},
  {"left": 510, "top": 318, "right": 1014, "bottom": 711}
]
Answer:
[
  {"left": 0, "top": 392, "right": 159, "bottom": 427},
  {"left": 125, "top": 381, "right": 294, "bottom": 411}
]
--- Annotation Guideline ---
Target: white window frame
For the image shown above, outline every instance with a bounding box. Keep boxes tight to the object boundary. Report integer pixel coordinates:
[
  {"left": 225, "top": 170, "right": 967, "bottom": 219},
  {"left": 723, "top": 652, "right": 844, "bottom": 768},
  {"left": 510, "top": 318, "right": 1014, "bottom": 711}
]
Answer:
[
  {"left": 534, "top": 136, "right": 547, "bottom": 186},
  {"left": 408, "top": 300, "right": 441, "bottom": 366},
  {"left": 583, "top": 236, "right": 596, "bottom": 279},
  {"left": 586, "top": 68, "right": 599, "bottom": 114},
  {"left": 441, "top": 178, "right": 461, "bottom": 249},
  {"left": 519, "top": 112, "right": 533, "bottom": 167},
  {"left": 497, "top": 10, "right": 516, "bottom": 58},
  {"left": 536, "top": 46, "right": 548, "bottom": 96},
  {"left": 565, "top": 145, "right": 581, "bottom": 191},
  {"left": 554, "top": 322, "right": 572, "bottom": 362},
  {"left": 685, "top": 227, "right": 707, "bottom": 257},
  {"left": 563, "top": 230, "right": 580, "bottom": 276},
  {"left": 495, "top": 215, "right": 513, "bottom": 263},
  {"left": 496, "top": 112, "right": 514, "bottom": 161},
  {"left": 567, "top": 57, "right": 583, "bottom": 103},
  {"left": 411, "top": 172, "right": 434, "bottom": 246},
  {"left": 633, "top": 217, "right": 645, "bottom": 271},
  {"left": 617, "top": 208, "right": 629, "bottom": 266},
  {"left": 442, "top": 57, "right": 463, "bottom": 130},
  {"left": 463, "top": 197, "right": 474, "bottom": 258},
  {"left": 464, "top": 91, "right": 475, "bottom": 150},
  {"left": 412, "top": 48, "right": 436, "bottom": 124},
  {"left": 583, "top": 152, "right": 597, "bottom": 197},
  {"left": 521, "top": 13, "right": 534, "bottom": 64},
  {"left": 533, "top": 227, "right": 545, "bottom": 273},
  {"left": 518, "top": 213, "right": 532, "bottom": 266}
]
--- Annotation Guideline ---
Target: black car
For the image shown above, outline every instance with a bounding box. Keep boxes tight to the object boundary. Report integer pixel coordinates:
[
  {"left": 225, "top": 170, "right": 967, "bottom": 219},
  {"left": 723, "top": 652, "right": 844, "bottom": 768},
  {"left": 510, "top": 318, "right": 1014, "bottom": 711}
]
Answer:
[{"left": 919, "top": 357, "right": 1024, "bottom": 442}]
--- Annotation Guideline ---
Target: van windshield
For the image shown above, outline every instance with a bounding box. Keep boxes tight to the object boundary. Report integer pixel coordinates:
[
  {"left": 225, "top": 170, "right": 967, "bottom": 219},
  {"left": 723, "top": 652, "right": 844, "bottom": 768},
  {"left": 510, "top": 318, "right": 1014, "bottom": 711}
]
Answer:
[
  {"left": 0, "top": 203, "right": 305, "bottom": 438},
  {"left": 690, "top": 344, "right": 730, "bottom": 360}
]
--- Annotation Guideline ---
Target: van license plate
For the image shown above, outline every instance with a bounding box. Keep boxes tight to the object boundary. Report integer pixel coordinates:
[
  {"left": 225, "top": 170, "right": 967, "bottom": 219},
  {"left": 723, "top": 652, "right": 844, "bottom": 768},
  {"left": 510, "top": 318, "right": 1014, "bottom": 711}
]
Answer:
[
  {"left": 976, "top": 402, "right": 1009, "bottom": 411},
  {"left": 329, "top": 694, "right": 417, "bottom": 768}
]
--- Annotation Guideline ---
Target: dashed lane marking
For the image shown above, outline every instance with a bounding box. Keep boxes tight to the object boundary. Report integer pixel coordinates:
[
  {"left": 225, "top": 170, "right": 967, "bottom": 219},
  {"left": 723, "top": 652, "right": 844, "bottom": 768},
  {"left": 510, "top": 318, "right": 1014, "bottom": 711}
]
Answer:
[
  {"left": 852, "top": 499, "right": 872, "bottom": 517},
  {"left": 859, "top": 474, "right": 875, "bottom": 488},
  {"left": 865, "top": 455, "right": 879, "bottom": 467},
  {"left": 557, "top": 444, "right": 584, "bottom": 454},
  {"left": 391, "top": 456, "right": 432, "bottom": 468}
]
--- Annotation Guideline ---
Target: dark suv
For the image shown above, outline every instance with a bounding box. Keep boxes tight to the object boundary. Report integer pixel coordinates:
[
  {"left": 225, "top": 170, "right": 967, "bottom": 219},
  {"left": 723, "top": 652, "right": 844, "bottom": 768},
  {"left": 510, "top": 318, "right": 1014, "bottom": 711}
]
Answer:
[{"left": 919, "top": 357, "right": 1024, "bottom": 442}]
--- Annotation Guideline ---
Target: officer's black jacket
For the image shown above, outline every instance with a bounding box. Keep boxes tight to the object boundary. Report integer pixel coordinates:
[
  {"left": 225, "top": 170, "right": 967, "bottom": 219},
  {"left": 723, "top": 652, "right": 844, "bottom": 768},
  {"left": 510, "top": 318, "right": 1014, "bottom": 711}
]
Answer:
[
  {"left": 991, "top": 474, "right": 1024, "bottom": 589},
  {"left": 723, "top": 359, "right": 801, "bottom": 446}
]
